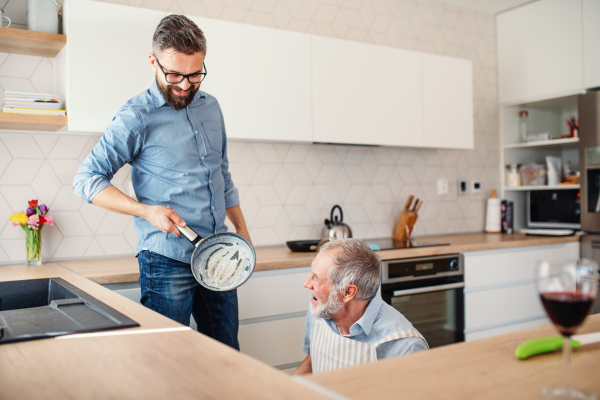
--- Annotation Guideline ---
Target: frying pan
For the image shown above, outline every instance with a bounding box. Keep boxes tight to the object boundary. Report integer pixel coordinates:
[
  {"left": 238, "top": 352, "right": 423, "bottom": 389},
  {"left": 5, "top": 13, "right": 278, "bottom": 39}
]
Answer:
[
  {"left": 286, "top": 238, "right": 331, "bottom": 252},
  {"left": 176, "top": 225, "right": 256, "bottom": 291}
]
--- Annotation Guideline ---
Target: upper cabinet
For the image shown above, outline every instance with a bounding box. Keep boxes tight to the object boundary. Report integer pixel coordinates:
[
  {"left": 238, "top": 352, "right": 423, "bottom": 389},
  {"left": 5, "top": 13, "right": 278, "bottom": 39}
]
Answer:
[
  {"left": 311, "top": 35, "right": 423, "bottom": 148},
  {"left": 583, "top": 0, "right": 600, "bottom": 89},
  {"left": 422, "top": 53, "right": 473, "bottom": 149},
  {"left": 187, "top": 16, "right": 312, "bottom": 142},
  {"left": 497, "top": 0, "right": 584, "bottom": 105},
  {"left": 57, "top": 0, "right": 165, "bottom": 132}
]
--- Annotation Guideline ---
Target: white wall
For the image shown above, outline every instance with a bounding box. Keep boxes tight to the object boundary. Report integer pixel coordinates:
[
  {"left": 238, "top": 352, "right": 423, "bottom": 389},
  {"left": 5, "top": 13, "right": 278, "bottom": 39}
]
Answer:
[{"left": 0, "top": 0, "right": 499, "bottom": 263}]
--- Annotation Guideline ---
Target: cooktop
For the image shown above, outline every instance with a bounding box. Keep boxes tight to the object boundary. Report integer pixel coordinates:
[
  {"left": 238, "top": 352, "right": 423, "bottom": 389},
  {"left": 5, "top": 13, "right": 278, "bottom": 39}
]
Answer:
[{"left": 364, "top": 238, "right": 450, "bottom": 251}]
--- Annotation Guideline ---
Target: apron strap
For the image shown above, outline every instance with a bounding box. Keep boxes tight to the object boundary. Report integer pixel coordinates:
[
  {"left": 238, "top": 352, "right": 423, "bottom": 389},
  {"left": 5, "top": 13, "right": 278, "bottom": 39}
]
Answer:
[{"left": 374, "top": 329, "right": 429, "bottom": 349}]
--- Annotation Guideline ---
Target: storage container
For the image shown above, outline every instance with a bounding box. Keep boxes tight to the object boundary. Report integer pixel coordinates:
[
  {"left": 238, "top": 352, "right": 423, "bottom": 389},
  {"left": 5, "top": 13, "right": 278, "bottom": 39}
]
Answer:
[{"left": 520, "top": 163, "right": 547, "bottom": 186}]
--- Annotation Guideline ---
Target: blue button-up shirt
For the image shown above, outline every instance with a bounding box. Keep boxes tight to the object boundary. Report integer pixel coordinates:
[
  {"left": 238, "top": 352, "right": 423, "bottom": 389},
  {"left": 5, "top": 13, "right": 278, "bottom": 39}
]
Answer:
[
  {"left": 73, "top": 81, "right": 239, "bottom": 264},
  {"left": 302, "top": 295, "right": 428, "bottom": 360}
]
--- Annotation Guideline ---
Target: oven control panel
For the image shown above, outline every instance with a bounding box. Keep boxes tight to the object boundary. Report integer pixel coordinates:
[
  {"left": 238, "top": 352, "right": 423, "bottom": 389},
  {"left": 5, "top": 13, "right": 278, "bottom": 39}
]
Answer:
[{"left": 381, "top": 254, "right": 463, "bottom": 284}]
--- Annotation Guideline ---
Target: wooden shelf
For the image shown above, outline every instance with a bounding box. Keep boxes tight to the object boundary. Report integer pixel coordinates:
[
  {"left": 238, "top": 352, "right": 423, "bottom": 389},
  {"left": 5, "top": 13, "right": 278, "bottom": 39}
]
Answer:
[
  {"left": 503, "top": 137, "right": 579, "bottom": 149},
  {"left": 0, "top": 27, "right": 66, "bottom": 58},
  {"left": 505, "top": 184, "right": 580, "bottom": 191},
  {"left": 0, "top": 113, "right": 67, "bottom": 131}
]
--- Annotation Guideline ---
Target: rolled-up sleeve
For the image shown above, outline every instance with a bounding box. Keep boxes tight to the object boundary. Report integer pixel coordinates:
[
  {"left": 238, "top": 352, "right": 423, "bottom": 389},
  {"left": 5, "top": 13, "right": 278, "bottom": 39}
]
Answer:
[
  {"left": 219, "top": 108, "right": 239, "bottom": 209},
  {"left": 73, "top": 108, "right": 143, "bottom": 203}
]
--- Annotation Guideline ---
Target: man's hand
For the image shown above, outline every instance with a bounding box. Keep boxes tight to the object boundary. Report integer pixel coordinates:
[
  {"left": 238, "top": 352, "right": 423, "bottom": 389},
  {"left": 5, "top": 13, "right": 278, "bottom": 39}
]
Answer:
[
  {"left": 142, "top": 205, "right": 186, "bottom": 236},
  {"left": 292, "top": 355, "right": 312, "bottom": 376}
]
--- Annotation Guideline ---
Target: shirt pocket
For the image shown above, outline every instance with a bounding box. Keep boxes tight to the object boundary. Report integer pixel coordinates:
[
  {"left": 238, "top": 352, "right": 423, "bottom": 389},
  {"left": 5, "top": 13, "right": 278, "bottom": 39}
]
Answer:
[{"left": 201, "top": 120, "right": 223, "bottom": 154}]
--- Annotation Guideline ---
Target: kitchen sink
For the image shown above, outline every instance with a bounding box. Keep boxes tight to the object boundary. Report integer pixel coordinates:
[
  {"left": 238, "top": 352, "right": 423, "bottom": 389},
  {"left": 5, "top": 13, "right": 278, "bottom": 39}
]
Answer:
[{"left": 0, "top": 277, "right": 139, "bottom": 344}]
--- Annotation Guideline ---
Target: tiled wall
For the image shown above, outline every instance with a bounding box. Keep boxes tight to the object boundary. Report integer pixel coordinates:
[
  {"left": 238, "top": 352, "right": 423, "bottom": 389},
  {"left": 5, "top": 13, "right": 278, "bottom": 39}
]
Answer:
[{"left": 0, "top": 0, "right": 499, "bottom": 263}]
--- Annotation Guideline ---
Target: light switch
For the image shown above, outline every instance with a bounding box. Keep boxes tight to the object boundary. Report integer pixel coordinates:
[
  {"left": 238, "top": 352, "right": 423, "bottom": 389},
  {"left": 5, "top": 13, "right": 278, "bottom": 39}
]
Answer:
[
  {"left": 458, "top": 179, "right": 468, "bottom": 196},
  {"left": 437, "top": 178, "right": 449, "bottom": 195},
  {"left": 471, "top": 180, "right": 482, "bottom": 193}
]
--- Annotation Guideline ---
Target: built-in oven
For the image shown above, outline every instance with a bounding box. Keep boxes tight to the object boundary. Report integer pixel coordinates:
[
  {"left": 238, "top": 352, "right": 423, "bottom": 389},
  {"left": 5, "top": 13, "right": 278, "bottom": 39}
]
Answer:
[{"left": 380, "top": 254, "right": 464, "bottom": 348}]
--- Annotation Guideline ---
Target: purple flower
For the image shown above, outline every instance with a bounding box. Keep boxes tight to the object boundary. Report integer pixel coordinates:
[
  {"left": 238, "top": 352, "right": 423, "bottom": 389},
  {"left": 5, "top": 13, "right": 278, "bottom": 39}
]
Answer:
[
  {"left": 26, "top": 207, "right": 35, "bottom": 216},
  {"left": 38, "top": 204, "right": 48, "bottom": 214}
]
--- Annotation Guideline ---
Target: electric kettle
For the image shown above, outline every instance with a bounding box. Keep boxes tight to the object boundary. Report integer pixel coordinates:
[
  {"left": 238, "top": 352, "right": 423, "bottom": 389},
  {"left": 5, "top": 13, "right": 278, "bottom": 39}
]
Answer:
[{"left": 321, "top": 205, "right": 352, "bottom": 240}]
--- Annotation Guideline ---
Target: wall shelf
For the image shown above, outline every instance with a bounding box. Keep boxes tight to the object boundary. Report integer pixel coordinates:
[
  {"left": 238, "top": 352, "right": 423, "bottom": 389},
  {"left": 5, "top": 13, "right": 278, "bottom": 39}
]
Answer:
[
  {"left": 503, "top": 137, "right": 579, "bottom": 149},
  {"left": 504, "top": 184, "right": 580, "bottom": 191},
  {"left": 0, "top": 27, "right": 66, "bottom": 58},
  {"left": 0, "top": 113, "right": 67, "bottom": 132}
]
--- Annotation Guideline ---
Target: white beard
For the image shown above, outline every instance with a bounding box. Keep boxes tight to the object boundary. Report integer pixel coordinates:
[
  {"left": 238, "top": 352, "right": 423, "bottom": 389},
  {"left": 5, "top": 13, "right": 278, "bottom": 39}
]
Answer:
[{"left": 310, "top": 289, "right": 344, "bottom": 319}]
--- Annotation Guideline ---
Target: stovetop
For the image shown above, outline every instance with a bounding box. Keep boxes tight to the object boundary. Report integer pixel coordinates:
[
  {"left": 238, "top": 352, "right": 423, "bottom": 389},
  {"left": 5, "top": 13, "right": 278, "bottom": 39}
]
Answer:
[{"left": 363, "top": 238, "right": 450, "bottom": 251}]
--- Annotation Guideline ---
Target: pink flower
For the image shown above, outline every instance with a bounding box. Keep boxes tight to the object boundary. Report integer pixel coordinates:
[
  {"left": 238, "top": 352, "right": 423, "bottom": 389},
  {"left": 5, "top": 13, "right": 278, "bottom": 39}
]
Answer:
[
  {"left": 28, "top": 214, "right": 39, "bottom": 230},
  {"left": 43, "top": 215, "right": 54, "bottom": 226}
]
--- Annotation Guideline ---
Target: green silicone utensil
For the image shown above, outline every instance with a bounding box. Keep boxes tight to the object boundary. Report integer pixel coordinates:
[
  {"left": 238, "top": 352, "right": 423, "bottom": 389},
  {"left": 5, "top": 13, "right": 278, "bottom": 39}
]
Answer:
[{"left": 515, "top": 336, "right": 582, "bottom": 360}]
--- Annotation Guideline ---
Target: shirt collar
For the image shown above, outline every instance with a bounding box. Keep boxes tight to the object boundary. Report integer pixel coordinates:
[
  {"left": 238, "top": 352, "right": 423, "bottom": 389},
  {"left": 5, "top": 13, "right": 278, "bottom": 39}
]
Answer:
[
  {"left": 347, "top": 294, "right": 383, "bottom": 337},
  {"left": 150, "top": 80, "right": 206, "bottom": 109}
]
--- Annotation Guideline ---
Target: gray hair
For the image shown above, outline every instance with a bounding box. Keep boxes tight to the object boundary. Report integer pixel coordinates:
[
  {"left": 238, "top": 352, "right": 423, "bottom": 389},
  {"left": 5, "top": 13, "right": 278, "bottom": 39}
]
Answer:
[
  {"left": 318, "top": 239, "right": 381, "bottom": 301},
  {"left": 153, "top": 15, "right": 207, "bottom": 56}
]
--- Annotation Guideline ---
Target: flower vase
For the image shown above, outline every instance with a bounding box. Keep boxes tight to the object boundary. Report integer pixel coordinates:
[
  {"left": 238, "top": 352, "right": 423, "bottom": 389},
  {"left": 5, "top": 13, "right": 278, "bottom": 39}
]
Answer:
[{"left": 25, "top": 228, "right": 42, "bottom": 266}]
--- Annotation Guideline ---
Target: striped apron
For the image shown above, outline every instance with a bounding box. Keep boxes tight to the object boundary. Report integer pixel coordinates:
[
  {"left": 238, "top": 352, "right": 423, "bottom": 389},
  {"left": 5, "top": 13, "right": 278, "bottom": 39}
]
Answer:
[{"left": 310, "top": 318, "right": 428, "bottom": 374}]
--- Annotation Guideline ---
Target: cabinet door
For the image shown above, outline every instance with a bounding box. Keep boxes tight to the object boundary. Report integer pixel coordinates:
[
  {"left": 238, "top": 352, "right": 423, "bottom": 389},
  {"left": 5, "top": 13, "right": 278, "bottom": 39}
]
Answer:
[
  {"left": 583, "top": 0, "right": 600, "bottom": 89},
  {"left": 188, "top": 16, "right": 312, "bottom": 142},
  {"left": 422, "top": 53, "right": 473, "bottom": 149},
  {"left": 497, "top": 0, "right": 583, "bottom": 104},
  {"left": 311, "top": 35, "right": 423, "bottom": 147},
  {"left": 60, "top": 0, "right": 165, "bottom": 132}
]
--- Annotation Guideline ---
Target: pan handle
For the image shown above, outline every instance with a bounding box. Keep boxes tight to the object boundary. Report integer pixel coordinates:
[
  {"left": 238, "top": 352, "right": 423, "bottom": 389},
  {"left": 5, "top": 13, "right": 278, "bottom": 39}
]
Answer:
[{"left": 176, "top": 225, "right": 203, "bottom": 246}]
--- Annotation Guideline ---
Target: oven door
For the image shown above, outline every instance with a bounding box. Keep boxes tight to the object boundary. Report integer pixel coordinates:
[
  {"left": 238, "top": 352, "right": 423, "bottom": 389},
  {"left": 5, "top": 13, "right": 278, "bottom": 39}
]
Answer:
[{"left": 381, "top": 276, "right": 465, "bottom": 348}]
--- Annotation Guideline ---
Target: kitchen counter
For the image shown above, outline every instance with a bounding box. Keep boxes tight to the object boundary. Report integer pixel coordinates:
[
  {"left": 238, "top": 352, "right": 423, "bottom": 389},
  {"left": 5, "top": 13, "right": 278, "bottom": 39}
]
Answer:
[
  {"left": 304, "top": 313, "right": 600, "bottom": 400},
  {"left": 57, "top": 233, "right": 581, "bottom": 285},
  {"left": 0, "top": 262, "right": 330, "bottom": 400}
]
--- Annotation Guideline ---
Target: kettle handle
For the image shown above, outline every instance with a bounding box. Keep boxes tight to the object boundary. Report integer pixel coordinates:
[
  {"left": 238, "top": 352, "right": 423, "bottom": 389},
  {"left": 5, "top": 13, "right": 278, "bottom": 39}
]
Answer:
[{"left": 331, "top": 205, "right": 343, "bottom": 223}]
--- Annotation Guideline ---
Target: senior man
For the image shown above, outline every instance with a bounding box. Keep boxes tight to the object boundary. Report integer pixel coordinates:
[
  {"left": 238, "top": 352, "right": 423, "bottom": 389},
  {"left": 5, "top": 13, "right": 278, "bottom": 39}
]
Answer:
[{"left": 293, "top": 239, "right": 428, "bottom": 375}]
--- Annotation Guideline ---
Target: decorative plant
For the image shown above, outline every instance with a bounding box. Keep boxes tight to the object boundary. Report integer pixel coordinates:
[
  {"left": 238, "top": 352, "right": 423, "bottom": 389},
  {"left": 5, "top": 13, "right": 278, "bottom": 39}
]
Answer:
[{"left": 9, "top": 199, "right": 54, "bottom": 265}]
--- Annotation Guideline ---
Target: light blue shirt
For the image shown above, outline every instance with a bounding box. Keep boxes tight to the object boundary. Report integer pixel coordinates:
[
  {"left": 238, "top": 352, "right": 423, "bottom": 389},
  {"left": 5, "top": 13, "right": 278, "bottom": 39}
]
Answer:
[
  {"left": 302, "top": 295, "right": 428, "bottom": 360},
  {"left": 73, "top": 81, "right": 239, "bottom": 264}
]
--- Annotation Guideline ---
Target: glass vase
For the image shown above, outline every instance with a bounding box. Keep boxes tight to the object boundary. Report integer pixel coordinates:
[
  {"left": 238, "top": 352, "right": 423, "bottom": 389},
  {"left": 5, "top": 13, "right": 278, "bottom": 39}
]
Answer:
[{"left": 25, "top": 228, "right": 42, "bottom": 266}]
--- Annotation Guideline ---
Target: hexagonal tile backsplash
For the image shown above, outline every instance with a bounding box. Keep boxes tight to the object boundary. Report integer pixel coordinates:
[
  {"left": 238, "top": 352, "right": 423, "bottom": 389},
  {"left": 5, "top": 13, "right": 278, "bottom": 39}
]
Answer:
[{"left": 0, "top": 0, "right": 500, "bottom": 263}]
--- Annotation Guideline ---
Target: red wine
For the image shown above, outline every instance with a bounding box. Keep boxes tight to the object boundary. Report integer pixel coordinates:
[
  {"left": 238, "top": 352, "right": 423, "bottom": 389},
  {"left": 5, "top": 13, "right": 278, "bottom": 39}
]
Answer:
[{"left": 540, "top": 292, "right": 594, "bottom": 336}]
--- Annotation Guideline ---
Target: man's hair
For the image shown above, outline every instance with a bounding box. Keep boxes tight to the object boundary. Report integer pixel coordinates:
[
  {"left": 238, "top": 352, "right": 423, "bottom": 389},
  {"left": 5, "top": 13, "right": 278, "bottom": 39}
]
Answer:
[
  {"left": 152, "top": 15, "right": 207, "bottom": 56},
  {"left": 318, "top": 238, "right": 381, "bottom": 301}
]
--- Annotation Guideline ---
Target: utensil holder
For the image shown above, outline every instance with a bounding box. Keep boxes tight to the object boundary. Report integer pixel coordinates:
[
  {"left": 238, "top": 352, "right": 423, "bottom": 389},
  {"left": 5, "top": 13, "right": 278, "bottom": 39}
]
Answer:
[{"left": 393, "top": 209, "right": 418, "bottom": 242}]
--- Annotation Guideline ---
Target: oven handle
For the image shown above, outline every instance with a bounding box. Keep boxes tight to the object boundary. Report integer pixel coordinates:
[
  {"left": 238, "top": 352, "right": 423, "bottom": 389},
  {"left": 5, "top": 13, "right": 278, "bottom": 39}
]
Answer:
[{"left": 392, "top": 282, "right": 465, "bottom": 297}]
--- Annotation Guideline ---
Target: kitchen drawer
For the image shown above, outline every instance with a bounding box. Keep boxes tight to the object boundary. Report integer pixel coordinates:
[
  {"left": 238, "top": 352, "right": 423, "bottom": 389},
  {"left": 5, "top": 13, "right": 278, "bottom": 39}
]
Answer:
[
  {"left": 237, "top": 268, "right": 311, "bottom": 321},
  {"left": 465, "top": 316, "right": 549, "bottom": 342},
  {"left": 465, "top": 282, "right": 545, "bottom": 331},
  {"left": 239, "top": 316, "right": 306, "bottom": 367},
  {"left": 464, "top": 242, "right": 580, "bottom": 289}
]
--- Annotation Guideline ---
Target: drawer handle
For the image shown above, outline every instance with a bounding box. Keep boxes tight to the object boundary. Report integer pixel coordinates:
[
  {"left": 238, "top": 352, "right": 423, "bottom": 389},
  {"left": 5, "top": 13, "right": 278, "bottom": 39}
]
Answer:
[{"left": 392, "top": 282, "right": 465, "bottom": 297}]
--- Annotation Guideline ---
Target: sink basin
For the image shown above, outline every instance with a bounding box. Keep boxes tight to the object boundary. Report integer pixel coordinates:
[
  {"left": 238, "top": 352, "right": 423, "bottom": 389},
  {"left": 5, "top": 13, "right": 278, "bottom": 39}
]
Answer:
[{"left": 0, "top": 277, "right": 139, "bottom": 344}]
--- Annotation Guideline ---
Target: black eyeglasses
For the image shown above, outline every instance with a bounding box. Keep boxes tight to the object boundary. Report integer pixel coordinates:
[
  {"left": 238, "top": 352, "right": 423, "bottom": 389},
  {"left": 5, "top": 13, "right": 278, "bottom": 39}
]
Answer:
[{"left": 154, "top": 56, "right": 207, "bottom": 84}]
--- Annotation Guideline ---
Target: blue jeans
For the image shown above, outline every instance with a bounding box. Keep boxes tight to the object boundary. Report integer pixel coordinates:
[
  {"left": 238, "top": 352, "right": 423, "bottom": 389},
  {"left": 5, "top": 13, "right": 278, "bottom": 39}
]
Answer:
[{"left": 137, "top": 250, "right": 239, "bottom": 350}]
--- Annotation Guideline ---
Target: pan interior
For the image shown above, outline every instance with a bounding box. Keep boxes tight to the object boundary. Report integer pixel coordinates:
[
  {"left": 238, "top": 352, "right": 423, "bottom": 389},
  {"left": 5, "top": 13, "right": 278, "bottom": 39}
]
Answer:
[{"left": 192, "top": 233, "right": 255, "bottom": 291}]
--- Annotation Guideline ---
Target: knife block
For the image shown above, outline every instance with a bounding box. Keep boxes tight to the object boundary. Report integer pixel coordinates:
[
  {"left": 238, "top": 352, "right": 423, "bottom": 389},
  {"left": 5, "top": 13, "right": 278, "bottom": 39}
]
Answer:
[{"left": 392, "top": 209, "right": 418, "bottom": 242}]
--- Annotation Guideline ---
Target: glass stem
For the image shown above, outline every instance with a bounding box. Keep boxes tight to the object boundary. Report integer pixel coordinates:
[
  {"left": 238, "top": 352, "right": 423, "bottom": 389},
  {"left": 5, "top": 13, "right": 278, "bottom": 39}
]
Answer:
[{"left": 563, "top": 335, "right": 572, "bottom": 391}]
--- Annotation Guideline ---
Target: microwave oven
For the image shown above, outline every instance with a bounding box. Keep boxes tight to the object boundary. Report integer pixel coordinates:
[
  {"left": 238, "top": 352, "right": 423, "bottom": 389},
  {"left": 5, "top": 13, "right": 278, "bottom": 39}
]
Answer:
[{"left": 527, "top": 189, "right": 581, "bottom": 229}]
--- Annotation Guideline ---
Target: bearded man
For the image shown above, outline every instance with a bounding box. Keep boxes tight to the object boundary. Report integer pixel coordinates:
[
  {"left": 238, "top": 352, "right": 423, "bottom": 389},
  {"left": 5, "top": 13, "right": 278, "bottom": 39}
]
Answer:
[
  {"left": 73, "top": 15, "right": 250, "bottom": 349},
  {"left": 293, "top": 239, "right": 428, "bottom": 375}
]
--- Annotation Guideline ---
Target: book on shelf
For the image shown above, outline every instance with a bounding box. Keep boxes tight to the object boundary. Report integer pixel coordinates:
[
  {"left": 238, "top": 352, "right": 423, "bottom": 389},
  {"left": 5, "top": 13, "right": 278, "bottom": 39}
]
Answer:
[
  {"left": 4, "top": 91, "right": 58, "bottom": 100},
  {"left": 1, "top": 107, "right": 66, "bottom": 116},
  {"left": 4, "top": 101, "right": 61, "bottom": 109}
]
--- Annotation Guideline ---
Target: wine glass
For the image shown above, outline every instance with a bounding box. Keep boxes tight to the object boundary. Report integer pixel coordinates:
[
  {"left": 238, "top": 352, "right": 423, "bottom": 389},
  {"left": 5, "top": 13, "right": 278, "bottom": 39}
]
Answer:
[{"left": 536, "top": 259, "right": 599, "bottom": 400}]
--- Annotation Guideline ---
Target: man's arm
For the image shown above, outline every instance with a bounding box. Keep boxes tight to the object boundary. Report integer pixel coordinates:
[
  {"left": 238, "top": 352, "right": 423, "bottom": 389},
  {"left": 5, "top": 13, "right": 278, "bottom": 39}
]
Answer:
[
  {"left": 226, "top": 205, "right": 251, "bottom": 244},
  {"left": 292, "top": 355, "right": 312, "bottom": 376}
]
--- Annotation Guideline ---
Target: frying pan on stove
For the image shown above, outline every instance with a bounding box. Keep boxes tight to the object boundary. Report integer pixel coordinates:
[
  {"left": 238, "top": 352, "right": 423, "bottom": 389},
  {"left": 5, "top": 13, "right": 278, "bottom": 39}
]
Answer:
[{"left": 176, "top": 225, "right": 256, "bottom": 291}]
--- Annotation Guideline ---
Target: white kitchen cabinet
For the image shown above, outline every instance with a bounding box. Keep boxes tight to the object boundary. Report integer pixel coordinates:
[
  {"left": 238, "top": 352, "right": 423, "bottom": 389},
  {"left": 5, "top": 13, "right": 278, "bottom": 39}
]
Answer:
[
  {"left": 311, "top": 35, "right": 424, "bottom": 148},
  {"left": 583, "top": 0, "right": 600, "bottom": 89},
  {"left": 187, "top": 16, "right": 312, "bottom": 142},
  {"left": 57, "top": 0, "right": 165, "bottom": 132},
  {"left": 422, "top": 53, "right": 473, "bottom": 149},
  {"left": 497, "top": 0, "right": 584, "bottom": 105},
  {"left": 463, "top": 242, "right": 580, "bottom": 341}
]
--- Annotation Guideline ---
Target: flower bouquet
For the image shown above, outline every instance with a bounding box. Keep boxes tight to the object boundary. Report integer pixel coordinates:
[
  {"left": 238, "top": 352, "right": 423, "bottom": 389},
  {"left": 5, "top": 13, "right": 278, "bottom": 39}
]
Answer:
[{"left": 9, "top": 200, "right": 54, "bottom": 266}]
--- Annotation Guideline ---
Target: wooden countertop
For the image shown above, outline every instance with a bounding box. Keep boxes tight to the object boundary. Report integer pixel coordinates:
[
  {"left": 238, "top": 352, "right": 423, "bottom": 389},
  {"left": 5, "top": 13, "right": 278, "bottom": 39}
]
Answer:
[
  {"left": 0, "top": 262, "right": 330, "bottom": 400},
  {"left": 57, "top": 233, "right": 581, "bottom": 285},
  {"left": 305, "top": 314, "right": 600, "bottom": 400}
]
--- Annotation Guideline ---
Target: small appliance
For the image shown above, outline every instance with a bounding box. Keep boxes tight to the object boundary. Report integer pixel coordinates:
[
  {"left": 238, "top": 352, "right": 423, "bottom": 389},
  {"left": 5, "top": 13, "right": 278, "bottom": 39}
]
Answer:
[{"left": 527, "top": 189, "right": 581, "bottom": 229}]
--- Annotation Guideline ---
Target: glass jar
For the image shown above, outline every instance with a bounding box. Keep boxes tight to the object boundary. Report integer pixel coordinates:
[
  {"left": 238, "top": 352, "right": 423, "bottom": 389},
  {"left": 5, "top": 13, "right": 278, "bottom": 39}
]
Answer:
[
  {"left": 505, "top": 164, "right": 522, "bottom": 187},
  {"left": 519, "top": 110, "right": 529, "bottom": 142}
]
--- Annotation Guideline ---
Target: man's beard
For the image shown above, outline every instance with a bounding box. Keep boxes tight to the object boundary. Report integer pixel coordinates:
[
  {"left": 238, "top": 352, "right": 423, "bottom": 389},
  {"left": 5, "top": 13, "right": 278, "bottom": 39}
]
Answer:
[
  {"left": 310, "top": 289, "right": 344, "bottom": 319},
  {"left": 156, "top": 76, "right": 199, "bottom": 111}
]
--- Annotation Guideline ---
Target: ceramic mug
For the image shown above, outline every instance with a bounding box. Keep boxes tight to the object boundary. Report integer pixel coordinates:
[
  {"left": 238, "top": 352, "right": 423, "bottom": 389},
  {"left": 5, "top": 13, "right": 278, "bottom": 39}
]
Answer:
[{"left": 0, "top": 10, "right": 11, "bottom": 28}]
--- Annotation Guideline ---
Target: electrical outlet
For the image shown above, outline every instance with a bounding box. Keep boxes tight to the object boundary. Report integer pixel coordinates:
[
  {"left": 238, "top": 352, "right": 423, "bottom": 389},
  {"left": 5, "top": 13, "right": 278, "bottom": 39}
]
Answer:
[
  {"left": 471, "top": 180, "right": 482, "bottom": 194},
  {"left": 458, "top": 179, "right": 468, "bottom": 196},
  {"left": 437, "top": 178, "right": 449, "bottom": 195}
]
